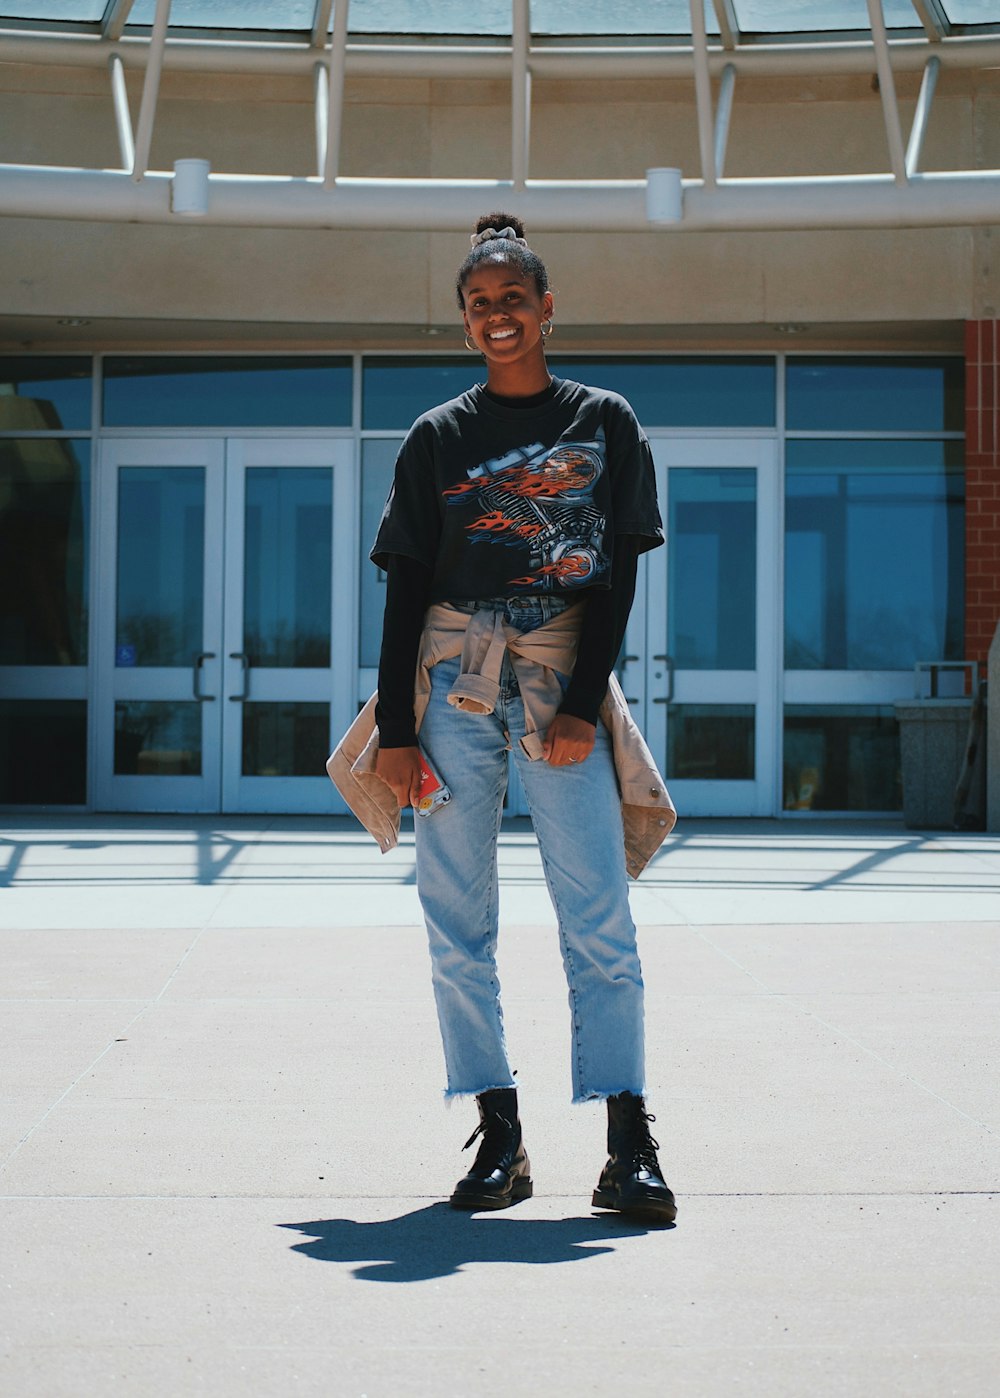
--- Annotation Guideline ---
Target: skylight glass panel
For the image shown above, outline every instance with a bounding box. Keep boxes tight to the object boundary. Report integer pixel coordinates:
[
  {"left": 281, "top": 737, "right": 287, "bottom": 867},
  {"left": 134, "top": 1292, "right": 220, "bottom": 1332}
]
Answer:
[
  {"left": 128, "top": 1, "right": 315, "bottom": 30},
  {"left": 123, "top": 0, "right": 719, "bottom": 37},
  {"left": 0, "top": 2, "right": 104, "bottom": 17},
  {"left": 734, "top": 0, "right": 920, "bottom": 31},
  {"left": 942, "top": 1, "right": 1000, "bottom": 21}
]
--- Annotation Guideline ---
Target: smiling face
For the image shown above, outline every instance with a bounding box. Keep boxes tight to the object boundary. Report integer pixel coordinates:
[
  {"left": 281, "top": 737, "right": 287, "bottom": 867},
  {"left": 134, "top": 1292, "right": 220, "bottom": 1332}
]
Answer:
[{"left": 461, "top": 259, "right": 554, "bottom": 374}]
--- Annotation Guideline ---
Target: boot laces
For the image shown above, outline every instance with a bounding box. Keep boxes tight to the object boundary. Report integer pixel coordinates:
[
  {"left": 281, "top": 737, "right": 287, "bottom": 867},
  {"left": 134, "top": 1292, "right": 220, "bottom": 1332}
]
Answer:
[
  {"left": 462, "top": 1114, "right": 514, "bottom": 1168},
  {"left": 634, "top": 1110, "right": 661, "bottom": 1171}
]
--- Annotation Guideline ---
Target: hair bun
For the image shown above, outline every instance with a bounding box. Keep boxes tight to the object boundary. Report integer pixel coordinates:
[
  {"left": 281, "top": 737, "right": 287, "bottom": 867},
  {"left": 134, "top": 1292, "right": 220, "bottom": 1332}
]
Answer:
[{"left": 474, "top": 211, "right": 527, "bottom": 241}]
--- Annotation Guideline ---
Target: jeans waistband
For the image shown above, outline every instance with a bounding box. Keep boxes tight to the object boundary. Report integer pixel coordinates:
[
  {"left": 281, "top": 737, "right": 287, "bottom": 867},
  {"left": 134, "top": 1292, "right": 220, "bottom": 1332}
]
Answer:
[{"left": 448, "top": 595, "right": 578, "bottom": 633}]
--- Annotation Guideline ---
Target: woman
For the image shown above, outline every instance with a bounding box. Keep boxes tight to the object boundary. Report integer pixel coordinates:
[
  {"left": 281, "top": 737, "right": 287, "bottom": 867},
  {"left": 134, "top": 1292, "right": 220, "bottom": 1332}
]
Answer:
[{"left": 368, "top": 213, "right": 675, "bottom": 1222}]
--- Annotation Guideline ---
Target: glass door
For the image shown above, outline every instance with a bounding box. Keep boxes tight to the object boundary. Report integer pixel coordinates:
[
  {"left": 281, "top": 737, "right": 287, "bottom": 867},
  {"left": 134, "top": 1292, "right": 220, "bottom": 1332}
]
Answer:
[
  {"left": 628, "top": 436, "right": 780, "bottom": 817},
  {"left": 94, "top": 437, "right": 355, "bottom": 814},
  {"left": 94, "top": 438, "right": 225, "bottom": 812},
  {"left": 221, "top": 438, "right": 355, "bottom": 813}
]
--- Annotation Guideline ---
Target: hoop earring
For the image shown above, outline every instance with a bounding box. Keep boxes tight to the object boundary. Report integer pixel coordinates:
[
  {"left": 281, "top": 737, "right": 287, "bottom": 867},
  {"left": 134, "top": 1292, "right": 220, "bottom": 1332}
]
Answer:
[
  {"left": 464, "top": 332, "right": 478, "bottom": 352},
  {"left": 540, "top": 320, "right": 554, "bottom": 339}
]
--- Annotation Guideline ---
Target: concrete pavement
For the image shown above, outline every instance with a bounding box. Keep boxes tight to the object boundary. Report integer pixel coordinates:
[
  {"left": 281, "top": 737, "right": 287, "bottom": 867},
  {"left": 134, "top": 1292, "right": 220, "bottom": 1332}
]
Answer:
[{"left": 1, "top": 816, "right": 999, "bottom": 1397}]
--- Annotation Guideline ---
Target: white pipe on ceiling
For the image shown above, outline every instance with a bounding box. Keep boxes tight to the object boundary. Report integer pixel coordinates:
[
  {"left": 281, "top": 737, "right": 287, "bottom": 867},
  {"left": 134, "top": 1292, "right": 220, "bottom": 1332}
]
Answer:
[
  {"left": 2, "top": 32, "right": 999, "bottom": 79},
  {"left": 2, "top": 165, "right": 999, "bottom": 231}
]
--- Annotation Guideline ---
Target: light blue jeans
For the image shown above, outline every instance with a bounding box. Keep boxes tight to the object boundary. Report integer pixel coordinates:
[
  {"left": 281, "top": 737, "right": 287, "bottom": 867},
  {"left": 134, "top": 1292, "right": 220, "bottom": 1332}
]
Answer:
[{"left": 413, "top": 597, "right": 645, "bottom": 1104}]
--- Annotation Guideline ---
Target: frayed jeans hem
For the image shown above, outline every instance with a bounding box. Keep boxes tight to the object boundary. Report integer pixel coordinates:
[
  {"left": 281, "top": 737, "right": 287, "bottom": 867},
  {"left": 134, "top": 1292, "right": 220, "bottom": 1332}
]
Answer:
[
  {"left": 572, "top": 1084, "right": 646, "bottom": 1105},
  {"left": 443, "top": 1081, "right": 517, "bottom": 1105}
]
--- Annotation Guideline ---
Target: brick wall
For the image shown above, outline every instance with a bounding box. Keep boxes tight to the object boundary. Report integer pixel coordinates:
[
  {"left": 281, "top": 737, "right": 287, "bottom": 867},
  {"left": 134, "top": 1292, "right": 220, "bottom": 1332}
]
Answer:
[{"left": 965, "top": 320, "right": 1000, "bottom": 664}]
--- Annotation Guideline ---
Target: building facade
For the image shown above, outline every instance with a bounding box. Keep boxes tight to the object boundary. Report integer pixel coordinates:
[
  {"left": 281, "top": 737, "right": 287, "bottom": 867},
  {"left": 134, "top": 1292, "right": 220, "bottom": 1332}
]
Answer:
[{"left": 1, "top": 3, "right": 998, "bottom": 818}]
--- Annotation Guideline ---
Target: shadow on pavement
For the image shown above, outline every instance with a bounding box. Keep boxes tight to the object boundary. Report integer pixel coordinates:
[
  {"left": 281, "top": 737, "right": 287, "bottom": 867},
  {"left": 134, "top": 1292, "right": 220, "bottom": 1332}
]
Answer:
[{"left": 279, "top": 1201, "right": 673, "bottom": 1281}]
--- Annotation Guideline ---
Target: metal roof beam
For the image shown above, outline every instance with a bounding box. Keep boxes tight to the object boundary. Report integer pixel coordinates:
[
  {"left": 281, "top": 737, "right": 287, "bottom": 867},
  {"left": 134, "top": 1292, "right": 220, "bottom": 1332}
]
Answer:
[
  {"left": 715, "top": 62, "right": 736, "bottom": 179},
  {"left": 906, "top": 53, "right": 941, "bottom": 175},
  {"left": 108, "top": 52, "right": 135, "bottom": 171},
  {"left": 909, "top": 0, "right": 951, "bottom": 42},
  {"left": 690, "top": 0, "right": 716, "bottom": 188},
  {"left": 101, "top": 0, "right": 135, "bottom": 43},
  {"left": 312, "top": 0, "right": 333, "bottom": 50},
  {"left": 322, "top": 0, "right": 349, "bottom": 187},
  {"left": 512, "top": 0, "right": 531, "bottom": 188},
  {"left": 712, "top": 0, "right": 740, "bottom": 51},
  {"left": 867, "top": 0, "right": 908, "bottom": 184},
  {"left": 130, "top": 0, "right": 170, "bottom": 181},
  {"left": 313, "top": 61, "right": 328, "bottom": 179}
]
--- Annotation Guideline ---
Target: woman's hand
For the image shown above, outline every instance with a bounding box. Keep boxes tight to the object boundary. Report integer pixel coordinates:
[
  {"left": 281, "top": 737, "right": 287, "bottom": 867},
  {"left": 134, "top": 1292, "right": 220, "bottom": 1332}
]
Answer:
[
  {"left": 375, "top": 745, "right": 424, "bottom": 808},
  {"left": 541, "top": 713, "right": 597, "bottom": 767}
]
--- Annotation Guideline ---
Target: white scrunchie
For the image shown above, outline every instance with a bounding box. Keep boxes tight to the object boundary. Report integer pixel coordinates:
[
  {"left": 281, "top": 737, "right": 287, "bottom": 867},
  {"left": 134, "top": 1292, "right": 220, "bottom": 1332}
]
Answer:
[{"left": 471, "top": 225, "right": 529, "bottom": 248}]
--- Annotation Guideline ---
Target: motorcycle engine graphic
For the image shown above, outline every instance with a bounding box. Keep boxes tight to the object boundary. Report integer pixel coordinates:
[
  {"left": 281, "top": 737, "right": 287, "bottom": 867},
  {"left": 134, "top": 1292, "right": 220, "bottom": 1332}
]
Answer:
[{"left": 465, "top": 439, "right": 607, "bottom": 588}]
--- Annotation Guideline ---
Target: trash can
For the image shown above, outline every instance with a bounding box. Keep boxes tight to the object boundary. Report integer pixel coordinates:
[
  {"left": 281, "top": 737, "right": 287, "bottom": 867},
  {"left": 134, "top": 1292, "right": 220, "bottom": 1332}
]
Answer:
[{"left": 894, "top": 697, "right": 974, "bottom": 829}]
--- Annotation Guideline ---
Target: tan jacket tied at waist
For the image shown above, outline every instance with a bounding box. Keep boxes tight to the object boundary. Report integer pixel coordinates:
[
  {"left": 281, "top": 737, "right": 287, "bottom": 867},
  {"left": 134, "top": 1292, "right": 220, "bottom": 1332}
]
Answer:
[{"left": 327, "top": 602, "right": 677, "bottom": 879}]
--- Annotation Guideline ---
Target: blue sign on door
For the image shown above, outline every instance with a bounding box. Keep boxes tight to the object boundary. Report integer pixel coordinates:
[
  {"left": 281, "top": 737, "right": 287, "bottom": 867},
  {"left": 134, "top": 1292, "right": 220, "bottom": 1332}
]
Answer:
[{"left": 116, "top": 644, "right": 137, "bottom": 667}]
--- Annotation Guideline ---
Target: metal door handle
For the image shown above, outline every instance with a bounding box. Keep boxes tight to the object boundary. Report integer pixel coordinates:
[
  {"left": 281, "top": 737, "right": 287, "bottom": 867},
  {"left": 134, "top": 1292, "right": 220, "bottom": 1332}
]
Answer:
[
  {"left": 229, "top": 652, "right": 249, "bottom": 701},
  {"left": 193, "top": 652, "right": 216, "bottom": 701},
  {"left": 652, "top": 654, "right": 675, "bottom": 704}
]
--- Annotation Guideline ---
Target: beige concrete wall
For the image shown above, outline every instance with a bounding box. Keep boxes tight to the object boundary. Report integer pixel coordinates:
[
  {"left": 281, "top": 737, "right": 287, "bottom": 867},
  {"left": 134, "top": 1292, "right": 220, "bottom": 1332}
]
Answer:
[{"left": 0, "top": 61, "right": 997, "bottom": 347}]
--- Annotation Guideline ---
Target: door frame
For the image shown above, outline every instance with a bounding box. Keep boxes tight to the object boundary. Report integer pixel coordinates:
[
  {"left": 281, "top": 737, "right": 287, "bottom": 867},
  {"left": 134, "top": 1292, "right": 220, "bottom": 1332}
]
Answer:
[
  {"left": 91, "top": 434, "right": 357, "bottom": 814},
  {"left": 637, "top": 433, "right": 782, "bottom": 818}
]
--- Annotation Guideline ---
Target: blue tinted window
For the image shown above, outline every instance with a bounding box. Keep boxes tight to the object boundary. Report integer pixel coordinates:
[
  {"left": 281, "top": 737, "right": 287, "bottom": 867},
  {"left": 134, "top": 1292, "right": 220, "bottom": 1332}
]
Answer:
[
  {"left": 0, "top": 438, "right": 90, "bottom": 664},
  {"left": 785, "top": 441, "right": 964, "bottom": 670},
  {"left": 363, "top": 358, "right": 483, "bottom": 430},
  {"left": 668, "top": 468, "right": 756, "bottom": 670},
  {"left": 103, "top": 357, "right": 352, "bottom": 427},
  {"left": 548, "top": 358, "right": 776, "bottom": 427},
  {"left": 0, "top": 357, "right": 92, "bottom": 432},
  {"left": 784, "top": 707, "right": 901, "bottom": 812},
  {"left": 787, "top": 357, "right": 964, "bottom": 432},
  {"left": 0, "top": 700, "right": 87, "bottom": 804},
  {"left": 359, "top": 439, "right": 399, "bottom": 666},
  {"left": 244, "top": 467, "right": 332, "bottom": 667}
]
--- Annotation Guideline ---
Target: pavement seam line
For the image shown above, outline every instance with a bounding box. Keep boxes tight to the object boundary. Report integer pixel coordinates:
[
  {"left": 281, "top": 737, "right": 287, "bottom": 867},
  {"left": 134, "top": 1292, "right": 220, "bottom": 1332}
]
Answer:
[
  {"left": 687, "top": 924, "right": 998, "bottom": 1138},
  {"left": 0, "top": 920, "right": 215, "bottom": 1178}
]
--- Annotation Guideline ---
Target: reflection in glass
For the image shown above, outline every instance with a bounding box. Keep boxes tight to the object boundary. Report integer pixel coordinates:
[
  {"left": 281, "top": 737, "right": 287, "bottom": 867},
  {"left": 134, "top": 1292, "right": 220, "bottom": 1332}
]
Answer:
[
  {"left": 362, "top": 356, "right": 776, "bottom": 430},
  {"left": 359, "top": 439, "right": 399, "bottom": 667},
  {"left": 244, "top": 468, "right": 331, "bottom": 667},
  {"left": 668, "top": 468, "right": 756, "bottom": 670},
  {"left": 103, "top": 356, "right": 351, "bottom": 428},
  {"left": 362, "top": 358, "right": 481, "bottom": 430},
  {"left": 0, "top": 439, "right": 90, "bottom": 664},
  {"left": 114, "top": 701, "right": 201, "bottom": 776},
  {"left": 0, "top": 356, "right": 93, "bottom": 431},
  {"left": 784, "top": 706, "right": 900, "bottom": 811},
  {"left": 116, "top": 467, "right": 205, "bottom": 667},
  {"left": 0, "top": 700, "right": 87, "bottom": 804},
  {"left": 785, "top": 442, "right": 964, "bottom": 670},
  {"left": 786, "top": 357, "right": 964, "bottom": 432},
  {"left": 549, "top": 357, "right": 776, "bottom": 428},
  {"left": 242, "top": 702, "right": 329, "bottom": 776},
  {"left": 667, "top": 704, "right": 755, "bottom": 780}
]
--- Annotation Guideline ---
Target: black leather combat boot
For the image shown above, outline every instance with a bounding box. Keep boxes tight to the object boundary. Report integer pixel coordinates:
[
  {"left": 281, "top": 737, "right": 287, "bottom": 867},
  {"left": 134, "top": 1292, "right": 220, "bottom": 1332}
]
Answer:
[
  {"left": 449, "top": 1087, "right": 533, "bottom": 1210},
  {"left": 591, "top": 1092, "right": 677, "bottom": 1223}
]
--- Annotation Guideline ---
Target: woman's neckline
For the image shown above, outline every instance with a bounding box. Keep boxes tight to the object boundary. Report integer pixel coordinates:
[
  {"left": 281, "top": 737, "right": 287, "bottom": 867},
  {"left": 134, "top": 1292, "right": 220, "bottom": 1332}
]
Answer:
[{"left": 481, "top": 379, "right": 558, "bottom": 409}]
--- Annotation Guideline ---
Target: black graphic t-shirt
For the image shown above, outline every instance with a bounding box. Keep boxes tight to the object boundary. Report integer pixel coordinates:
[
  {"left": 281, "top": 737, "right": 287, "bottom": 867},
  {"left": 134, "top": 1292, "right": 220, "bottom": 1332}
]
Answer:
[{"left": 371, "top": 378, "right": 663, "bottom": 599}]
